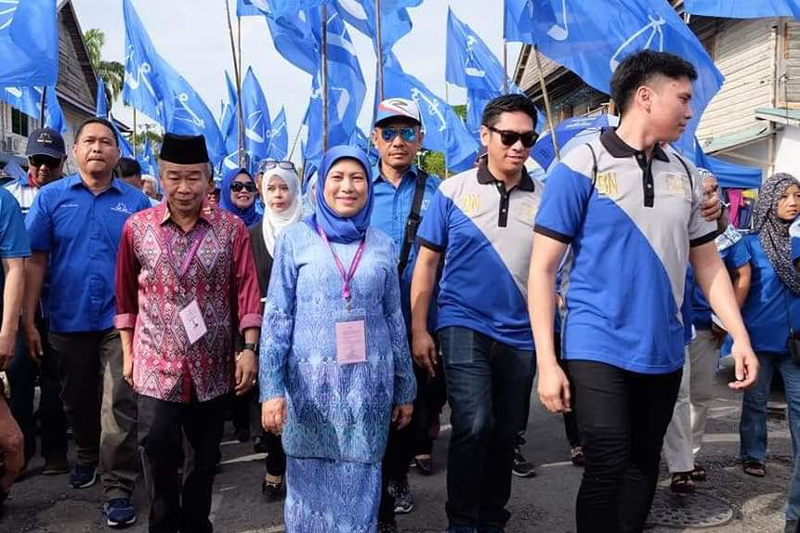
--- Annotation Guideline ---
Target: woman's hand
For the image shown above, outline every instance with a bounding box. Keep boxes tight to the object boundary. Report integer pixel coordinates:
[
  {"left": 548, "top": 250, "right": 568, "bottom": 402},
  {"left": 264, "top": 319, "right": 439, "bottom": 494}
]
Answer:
[
  {"left": 392, "top": 404, "right": 413, "bottom": 430},
  {"left": 262, "top": 397, "right": 287, "bottom": 434}
]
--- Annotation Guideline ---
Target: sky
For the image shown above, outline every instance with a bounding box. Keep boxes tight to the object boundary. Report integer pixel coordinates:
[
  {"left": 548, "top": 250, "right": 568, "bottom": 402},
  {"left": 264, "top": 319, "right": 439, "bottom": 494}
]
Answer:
[{"left": 71, "top": 0, "right": 522, "bottom": 155}]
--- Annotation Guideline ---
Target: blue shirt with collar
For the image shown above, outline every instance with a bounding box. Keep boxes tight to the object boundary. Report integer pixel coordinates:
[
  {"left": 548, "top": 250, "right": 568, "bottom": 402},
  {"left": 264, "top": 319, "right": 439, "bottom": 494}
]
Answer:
[
  {"left": 370, "top": 163, "right": 441, "bottom": 327},
  {"left": 25, "top": 174, "right": 151, "bottom": 333}
]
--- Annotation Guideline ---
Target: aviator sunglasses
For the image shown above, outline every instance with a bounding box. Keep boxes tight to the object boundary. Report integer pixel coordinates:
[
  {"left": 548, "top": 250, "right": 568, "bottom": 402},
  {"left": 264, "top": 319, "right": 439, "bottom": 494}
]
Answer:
[
  {"left": 230, "top": 181, "right": 257, "bottom": 193},
  {"left": 380, "top": 127, "right": 418, "bottom": 143},
  {"left": 259, "top": 160, "right": 296, "bottom": 172},
  {"left": 488, "top": 126, "right": 538, "bottom": 148}
]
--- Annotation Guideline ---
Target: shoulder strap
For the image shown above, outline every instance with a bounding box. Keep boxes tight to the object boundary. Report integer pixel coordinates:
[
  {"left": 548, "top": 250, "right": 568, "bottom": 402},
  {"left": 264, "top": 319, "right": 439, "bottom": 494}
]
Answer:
[
  {"left": 673, "top": 152, "right": 694, "bottom": 191},
  {"left": 580, "top": 143, "right": 598, "bottom": 228},
  {"left": 397, "top": 169, "right": 429, "bottom": 274}
]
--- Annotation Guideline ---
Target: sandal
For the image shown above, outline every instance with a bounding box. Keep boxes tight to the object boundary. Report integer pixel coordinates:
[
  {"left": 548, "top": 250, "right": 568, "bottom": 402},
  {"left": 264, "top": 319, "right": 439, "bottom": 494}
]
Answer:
[
  {"left": 670, "top": 472, "right": 696, "bottom": 494},
  {"left": 690, "top": 463, "right": 707, "bottom": 482},
  {"left": 743, "top": 461, "right": 766, "bottom": 477},
  {"left": 570, "top": 446, "right": 584, "bottom": 467}
]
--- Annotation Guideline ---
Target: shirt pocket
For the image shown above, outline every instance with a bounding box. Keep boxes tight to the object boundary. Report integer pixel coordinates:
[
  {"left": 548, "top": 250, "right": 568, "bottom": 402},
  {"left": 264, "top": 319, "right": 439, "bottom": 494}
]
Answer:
[{"left": 51, "top": 204, "right": 81, "bottom": 239}]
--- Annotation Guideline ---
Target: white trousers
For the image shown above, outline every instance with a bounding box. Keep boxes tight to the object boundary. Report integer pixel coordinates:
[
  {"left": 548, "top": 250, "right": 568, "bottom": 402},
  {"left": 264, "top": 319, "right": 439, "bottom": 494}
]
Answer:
[{"left": 663, "top": 329, "right": 719, "bottom": 473}]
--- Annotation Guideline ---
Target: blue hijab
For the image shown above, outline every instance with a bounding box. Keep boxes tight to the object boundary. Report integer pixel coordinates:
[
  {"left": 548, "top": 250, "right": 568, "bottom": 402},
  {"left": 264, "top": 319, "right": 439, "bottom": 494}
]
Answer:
[
  {"left": 219, "top": 167, "right": 262, "bottom": 227},
  {"left": 305, "top": 145, "right": 374, "bottom": 244}
]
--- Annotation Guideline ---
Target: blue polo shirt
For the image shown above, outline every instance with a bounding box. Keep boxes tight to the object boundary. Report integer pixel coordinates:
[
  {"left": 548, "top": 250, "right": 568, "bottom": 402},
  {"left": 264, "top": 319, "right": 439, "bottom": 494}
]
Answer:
[
  {"left": 734, "top": 233, "right": 800, "bottom": 355},
  {"left": 0, "top": 188, "right": 31, "bottom": 316},
  {"left": 370, "top": 164, "right": 441, "bottom": 326},
  {"left": 417, "top": 160, "right": 543, "bottom": 350},
  {"left": 689, "top": 234, "right": 750, "bottom": 330},
  {"left": 25, "top": 174, "right": 151, "bottom": 333},
  {"left": 792, "top": 217, "right": 800, "bottom": 263}
]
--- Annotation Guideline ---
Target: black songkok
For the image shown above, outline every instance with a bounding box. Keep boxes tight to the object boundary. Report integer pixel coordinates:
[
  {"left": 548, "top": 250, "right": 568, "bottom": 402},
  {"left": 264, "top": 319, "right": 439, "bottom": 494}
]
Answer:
[{"left": 159, "top": 133, "right": 209, "bottom": 164}]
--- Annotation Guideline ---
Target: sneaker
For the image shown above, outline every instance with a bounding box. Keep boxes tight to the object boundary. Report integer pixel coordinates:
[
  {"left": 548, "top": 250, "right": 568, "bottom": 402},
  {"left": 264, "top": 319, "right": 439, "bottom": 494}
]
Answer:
[
  {"left": 512, "top": 447, "right": 536, "bottom": 478},
  {"left": 104, "top": 498, "right": 137, "bottom": 527},
  {"left": 414, "top": 455, "right": 433, "bottom": 476},
  {"left": 42, "top": 457, "right": 70, "bottom": 476},
  {"left": 70, "top": 465, "right": 98, "bottom": 489},
  {"left": 393, "top": 477, "right": 414, "bottom": 514},
  {"left": 253, "top": 436, "right": 269, "bottom": 454},
  {"left": 378, "top": 521, "right": 399, "bottom": 533}
]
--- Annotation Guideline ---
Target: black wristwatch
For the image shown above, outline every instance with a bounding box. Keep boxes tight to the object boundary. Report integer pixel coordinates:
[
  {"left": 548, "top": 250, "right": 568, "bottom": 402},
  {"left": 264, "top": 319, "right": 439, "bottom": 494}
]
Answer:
[{"left": 242, "top": 342, "right": 258, "bottom": 353}]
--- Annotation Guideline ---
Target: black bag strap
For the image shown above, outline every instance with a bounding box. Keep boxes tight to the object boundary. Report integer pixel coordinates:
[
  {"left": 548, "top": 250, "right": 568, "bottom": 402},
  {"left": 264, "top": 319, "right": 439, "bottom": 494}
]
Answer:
[
  {"left": 580, "top": 143, "right": 599, "bottom": 227},
  {"left": 672, "top": 152, "right": 694, "bottom": 191},
  {"left": 398, "top": 169, "right": 429, "bottom": 274}
]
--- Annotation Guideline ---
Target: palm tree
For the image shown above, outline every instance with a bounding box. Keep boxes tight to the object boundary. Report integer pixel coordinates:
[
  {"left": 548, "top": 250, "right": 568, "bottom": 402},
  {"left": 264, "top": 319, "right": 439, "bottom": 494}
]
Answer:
[{"left": 84, "top": 29, "right": 125, "bottom": 105}]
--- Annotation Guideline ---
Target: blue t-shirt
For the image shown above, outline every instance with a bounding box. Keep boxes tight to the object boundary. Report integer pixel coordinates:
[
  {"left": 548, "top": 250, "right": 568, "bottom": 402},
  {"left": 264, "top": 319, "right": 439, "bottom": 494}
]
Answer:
[
  {"left": 0, "top": 188, "right": 31, "bottom": 316},
  {"left": 791, "top": 217, "right": 800, "bottom": 263},
  {"left": 688, "top": 236, "right": 750, "bottom": 330},
  {"left": 734, "top": 234, "right": 800, "bottom": 355},
  {"left": 25, "top": 175, "right": 151, "bottom": 333},
  {"left": 417, "top": 162, "right": 542, "bottom": 350}
]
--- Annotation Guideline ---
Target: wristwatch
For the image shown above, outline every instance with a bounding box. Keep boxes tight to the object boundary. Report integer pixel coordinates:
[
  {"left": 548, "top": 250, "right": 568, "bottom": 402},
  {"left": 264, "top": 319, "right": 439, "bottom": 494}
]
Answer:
[{"left": 242, "top": 342, "right": 258, "bottom": 353}]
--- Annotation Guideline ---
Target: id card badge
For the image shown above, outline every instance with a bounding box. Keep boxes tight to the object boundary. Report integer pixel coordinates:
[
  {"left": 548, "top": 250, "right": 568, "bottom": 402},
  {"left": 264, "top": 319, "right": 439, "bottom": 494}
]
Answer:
[
  {"left": 179, "top": 299, "right": 208, "bottom": 345},
  {"left": 335, "top": 308, "right": 367, "bottom": 365}
]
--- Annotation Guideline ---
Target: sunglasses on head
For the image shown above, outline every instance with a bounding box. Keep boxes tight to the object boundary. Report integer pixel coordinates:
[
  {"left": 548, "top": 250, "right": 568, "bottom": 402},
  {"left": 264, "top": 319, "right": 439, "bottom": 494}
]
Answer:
[
  {"left": 260, "top": 160, "right": 296, "bottom": 172},
  {"left": 380, "top": 127, "right": 418, "bottom": 143},
  {"left": 29, "top": 155, "right": 61, "bottom": 168},
  {"left": 488, "top": 127, "right": 537, "bottom": 148},
  {"left": 230, "top": 181, "right": 257, "bottom": 193}
]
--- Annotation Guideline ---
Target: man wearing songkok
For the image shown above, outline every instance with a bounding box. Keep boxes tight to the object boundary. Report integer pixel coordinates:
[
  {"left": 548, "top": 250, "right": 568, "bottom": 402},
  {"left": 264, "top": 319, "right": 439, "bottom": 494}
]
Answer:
[{"left": 115, "top": 133, "right": 261, "bottom": 533}]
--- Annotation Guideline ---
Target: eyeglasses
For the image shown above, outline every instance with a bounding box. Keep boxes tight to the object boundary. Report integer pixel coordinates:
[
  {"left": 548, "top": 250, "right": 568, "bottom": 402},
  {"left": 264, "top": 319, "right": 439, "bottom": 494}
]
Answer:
[
  {"left": 380, "top": 127, "right": 418, "bottom": 143},
  {"left": 488, "top": 127, "right": 537, "bottom": 148},
  {"left": 259, "top": 160, "right": 296, "bottom": 173},
  {"left": 230, "top": 181, "right": 257, "bottom": 193},
  {"left": 29, "top": 156, "right": 61, "bottom": 168}
]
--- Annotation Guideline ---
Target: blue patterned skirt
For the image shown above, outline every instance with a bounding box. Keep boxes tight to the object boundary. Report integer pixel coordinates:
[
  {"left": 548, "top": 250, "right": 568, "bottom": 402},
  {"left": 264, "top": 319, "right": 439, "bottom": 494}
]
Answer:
[{"left": 284, "top": 456, "right": 381, "bottom": 533}]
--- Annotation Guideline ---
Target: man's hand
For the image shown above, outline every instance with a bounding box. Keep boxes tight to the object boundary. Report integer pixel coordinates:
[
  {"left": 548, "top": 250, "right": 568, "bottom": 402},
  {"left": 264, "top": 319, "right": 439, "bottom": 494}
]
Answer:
[
  {"left": 0, "top": 331, "right": 14, "bottom": 371},
  {"left": 123, "top": 354, "right": 134, "bottom": 388},
  {"left": 700, "top": 176, "right": 723, "bottom": 222},
  {"left": 728, "top": 341, "right": 758, "bottom": 390},
  {"left": 22, "top": 321, "right": 42, "bottom": 363},
  {"left": 392, "top": 404, "right": 413, "bottom": 430},
  {"left": 538, "top": 363, "right": 571, "bottom": 413},
  {"left": 235, "top": 349, "right": 257, "bottom": 395},
  {"left": 411, "top": 330, "right": 437, "bottom": 377},
  {"left": 261, "top": 397, "right": 286, "bottom": 434}
]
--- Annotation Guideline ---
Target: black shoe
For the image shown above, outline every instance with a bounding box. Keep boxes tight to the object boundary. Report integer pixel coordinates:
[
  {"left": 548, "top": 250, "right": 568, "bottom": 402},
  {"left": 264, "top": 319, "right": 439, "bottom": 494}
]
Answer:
[
  {"left": 253, "top": 436, "right": 269, "bottom": 454},
  {"left": 393, "top": 478, "right": 414, "bottom": 514},
  {"left": 42, "top": 457, "right": 70, "bottom": 476},
  {"left": 414, "top": 455, "right": 433, "bottom": 476},
  {"left": 235, "top": 428, "right": 251, "bottom": 443},
  {"left": 512, "top": 447, "right": 536, "bottom": 478},
  {"left": 378, "top": 521, "right": 399, "bottom": 533},
  {"left": 262, "top": 478, "right": 284, "bottom": 501}
]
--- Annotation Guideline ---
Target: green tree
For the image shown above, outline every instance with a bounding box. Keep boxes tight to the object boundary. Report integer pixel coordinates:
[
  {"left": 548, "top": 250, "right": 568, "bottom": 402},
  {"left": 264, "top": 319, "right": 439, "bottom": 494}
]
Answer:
[
  {"left": 84, "top": 29, "right": 125, "bottom": 105},
  {"left": 419, "top": 150, "right": 446, "bottom": 177}
]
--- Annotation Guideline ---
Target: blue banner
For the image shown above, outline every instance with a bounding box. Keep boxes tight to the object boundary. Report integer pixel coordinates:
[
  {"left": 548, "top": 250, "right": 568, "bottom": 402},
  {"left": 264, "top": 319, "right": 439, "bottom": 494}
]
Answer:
[
  {"left": 0, "top": 0, "right": 58, "bottom": 87},
  {"left": 685, "top": 0, "right": 800, "bottom": 18}
]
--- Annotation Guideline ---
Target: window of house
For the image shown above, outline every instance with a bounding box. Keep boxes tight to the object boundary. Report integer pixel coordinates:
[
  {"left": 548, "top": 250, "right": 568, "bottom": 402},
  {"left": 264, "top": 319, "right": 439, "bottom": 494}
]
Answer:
[{"left": 11, "top": 108, "right": 28, "bottom": 137}]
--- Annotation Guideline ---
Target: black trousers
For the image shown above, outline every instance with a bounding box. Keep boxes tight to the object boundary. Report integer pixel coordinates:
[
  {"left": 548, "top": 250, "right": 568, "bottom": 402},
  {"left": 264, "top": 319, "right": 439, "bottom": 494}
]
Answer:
[
  {"left": 138, "top": 393, "right": 226, "bottom": 533},
  {"left": 567, "top": 360, "right": 682, "bottom": 533},
  {"left": 263, "top": 432, "right": 286, "bottom": 477}
]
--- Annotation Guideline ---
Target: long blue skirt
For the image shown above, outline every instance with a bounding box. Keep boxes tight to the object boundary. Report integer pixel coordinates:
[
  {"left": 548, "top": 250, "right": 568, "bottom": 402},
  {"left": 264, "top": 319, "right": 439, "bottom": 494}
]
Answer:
[{"left": 284, "top": 457, "right": 381, "bottom": 533}]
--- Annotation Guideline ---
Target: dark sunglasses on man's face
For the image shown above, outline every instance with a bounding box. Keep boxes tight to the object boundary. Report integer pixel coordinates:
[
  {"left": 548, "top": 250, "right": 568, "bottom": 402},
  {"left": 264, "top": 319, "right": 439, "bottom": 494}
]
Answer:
[
  {"left": 29, "top": 156, "right": 61, "bottom": 168},
  {"left": 380, "top": 127, "right": 418, "bottom": 143},
  {"left": 230, "top": 181, "right": 257, "bottom": 193},
  {"left": 488, "top": 127, "right": 537, "bottom": 148}
]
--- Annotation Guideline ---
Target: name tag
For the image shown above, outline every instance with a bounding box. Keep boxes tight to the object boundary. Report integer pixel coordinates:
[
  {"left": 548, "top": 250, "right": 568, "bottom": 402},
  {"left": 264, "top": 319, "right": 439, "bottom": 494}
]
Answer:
[
  {"left": 335, "top": 310, "right": 367, "bottom": 365},
  {"left": 665, "top": 172, "right": 692, "bottom": 201},
  {"left": 179, "top": 299, "right": 207, "bottom": 345}
]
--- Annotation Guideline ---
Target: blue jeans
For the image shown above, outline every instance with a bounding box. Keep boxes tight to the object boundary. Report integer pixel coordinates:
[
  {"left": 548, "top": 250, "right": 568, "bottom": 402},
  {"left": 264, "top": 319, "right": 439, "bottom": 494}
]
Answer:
[
  {"left": 439, "top": 327, "right": 535, "bottom": 533},
  {"left": 739, "top": 352, "right": 800, "bottom": 521}
]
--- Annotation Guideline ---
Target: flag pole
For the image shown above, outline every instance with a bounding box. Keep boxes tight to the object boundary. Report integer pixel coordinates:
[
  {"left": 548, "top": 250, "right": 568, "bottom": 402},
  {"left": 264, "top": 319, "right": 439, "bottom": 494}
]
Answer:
[
  {"left": 444, "top": 82, "right": 450, "bottom": 179},
  {"left": 225, "top": 0, "right": 246, "bottom": 168},
  {"left": 132, "top": 109, "right": 138, "bottom": 158},
  {"left": 288, "top": 119, "right": 304, "bottom": 161},
  {"left": 502, "top": 6, "right": 508, "bottom": 94},
  {"left": 321, "top": 2, "right": 329, "bottom": 152},
  {"left": 375, "top": 0, "right": 384, "bottom": 101},
  {"left": 39, "top": 88, "right": 46, "bottom": 124},
  {"left": 533, "top": 45, "right": 560, "bottom": 161}
]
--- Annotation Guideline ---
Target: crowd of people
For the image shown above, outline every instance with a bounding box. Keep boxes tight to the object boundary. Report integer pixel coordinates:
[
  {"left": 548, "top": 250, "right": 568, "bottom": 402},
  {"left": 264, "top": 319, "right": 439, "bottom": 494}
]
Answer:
[{"left": 0, "top": 48, "right": 797, "bottom": 533}]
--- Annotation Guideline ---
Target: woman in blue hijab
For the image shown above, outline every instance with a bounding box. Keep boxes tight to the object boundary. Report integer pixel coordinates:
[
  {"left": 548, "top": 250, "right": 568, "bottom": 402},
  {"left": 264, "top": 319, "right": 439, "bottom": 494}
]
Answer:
[
  {"left": 219, "top": 167, "right": 262, "bottom": 226},
  {"left": 258, "top": 146, "right": 416, "bottom": 532}
]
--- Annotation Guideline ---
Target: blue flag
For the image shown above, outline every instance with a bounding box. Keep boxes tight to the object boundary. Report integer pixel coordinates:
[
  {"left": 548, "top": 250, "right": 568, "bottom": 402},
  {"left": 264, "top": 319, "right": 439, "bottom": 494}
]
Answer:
[
  {"left": 687, "top": 136, "right": 762, "bottom": 190},
  {"left": 122, "top": 0, "right": 166, "bottom": 124},
  {"left": 116, "top": 124, "right": 135, "bottom": 159},
  {"left": 0, "top": 85, "right": 41, "bottom": 117},
  {"left": 266, "top": 9, "right": 320, "bottom": 75},
  {"left": 685, "top": 0, "right": 800, "bottom": 18},
  {"left": 383, "top": 53, "right": 479, "bottom": 172},
  {"left": 237, "top": 0, "right": 272, "bottom": 16},
  {"left": 42, "top": 86, "right": 66, "bottom": 135},
  {"left": 267, "top": 0, "right": 326, "bottom": 18},
  {"left": 267, "top": 106, "right": 289, "bottom": 161},
  {"left": 526, "top": 0, "right": 724, "bottom": 153},
  {"left": 446, "top": 8, "right": 509, "bottom": 94},
  {"left": 503, "top": 0, "right": 534, "bottom": 43},
  {"left": 139, "top": 139, "right": 157, "bottom": 176},
  {"left": 96, "top": 76, "right": 109, "bottom": 118},
  {"left": 0, "top": 0, "right": 58, "bottom": 87},
  {"left": 334, "top": 0, "right": 418, "bottom": 51},
  {"left": 221, "top": 72, "right": 239, "bottom": 152},
  {"left": 325, "top": 12, "right": 366, "bottom": 144},
  {"left": 241, "top": 67, "right": 272, "bottom": 167}
]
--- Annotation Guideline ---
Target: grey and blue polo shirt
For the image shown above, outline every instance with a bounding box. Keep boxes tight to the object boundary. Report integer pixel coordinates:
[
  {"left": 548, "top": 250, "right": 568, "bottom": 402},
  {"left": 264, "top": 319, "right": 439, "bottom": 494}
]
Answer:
[
  {"left": 535, "top": 128, "right": 717, "bottom": 374},
  {"left": 417, "top": 159, "right": 543, "bottom": 350}
]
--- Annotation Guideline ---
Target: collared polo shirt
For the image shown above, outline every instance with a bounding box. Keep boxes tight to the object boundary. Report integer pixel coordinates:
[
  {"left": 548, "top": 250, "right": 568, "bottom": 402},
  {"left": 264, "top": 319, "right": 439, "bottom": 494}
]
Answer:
[
  {"left": 3, "top": 172, "right": 43, "bottom": 217},
  {"left": 26, "top": 174, "right": 151, "bottom": 333},
  {"left": 0, "top": 187, "right": 31, "bottom": 317},
  {"left": 371, "top": 163, "right": 442, "bottom": 326},
  {"left": 417, "top": 159, "right": 543, "bottom": 350},
  {"left": 535, "top": 128, "right": 717, "bottom": 374}
]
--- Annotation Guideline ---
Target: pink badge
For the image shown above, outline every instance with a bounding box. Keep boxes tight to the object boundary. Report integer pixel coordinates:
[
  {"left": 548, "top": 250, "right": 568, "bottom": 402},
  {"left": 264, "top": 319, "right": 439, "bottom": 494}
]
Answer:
[{"left": 335, "top": 320, "right": 367, "bottom": 365}]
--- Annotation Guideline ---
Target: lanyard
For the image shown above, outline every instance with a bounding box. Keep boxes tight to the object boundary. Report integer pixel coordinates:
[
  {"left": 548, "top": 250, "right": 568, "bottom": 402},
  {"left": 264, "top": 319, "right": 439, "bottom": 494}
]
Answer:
[
  {"left": 317, "top": 225, "right": 366, "bottom": 302},
  {"left": 161, "top": 224, "right": 209, "bottom": 279}
]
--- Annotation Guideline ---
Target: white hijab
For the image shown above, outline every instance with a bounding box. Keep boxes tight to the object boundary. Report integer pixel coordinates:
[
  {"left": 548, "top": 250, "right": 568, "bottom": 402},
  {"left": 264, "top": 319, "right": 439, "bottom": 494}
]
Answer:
[{"left": 261, "top": 168, "right": 303, "bottom": 256}]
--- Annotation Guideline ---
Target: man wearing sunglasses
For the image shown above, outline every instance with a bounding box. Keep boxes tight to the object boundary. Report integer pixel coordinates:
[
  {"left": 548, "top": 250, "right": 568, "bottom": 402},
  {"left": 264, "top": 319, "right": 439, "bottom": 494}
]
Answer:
[
  {"left": 3, "top": 128, "right": 69, "bottom": 478},
  {"left": 411, "top": 94, "right": 541, "bottom": 533},
  {"left": 370, "top": 98, "right": 442, "bottom": 532}
]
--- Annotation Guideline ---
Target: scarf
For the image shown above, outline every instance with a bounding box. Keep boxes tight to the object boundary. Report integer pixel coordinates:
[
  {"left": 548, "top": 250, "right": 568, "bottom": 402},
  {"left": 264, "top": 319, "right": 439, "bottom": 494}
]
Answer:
[
  {"left": 753, "top": 173, "right": 800, "bottom": 295},
  {"left": 219, "top": 167, "right": 262, "bottom": 227},
  {"left": 261, "top": 168, "right": 303, "bottom": 256},
  {"left": 304, "top": 145, "right": 374, "bottom": 244}
]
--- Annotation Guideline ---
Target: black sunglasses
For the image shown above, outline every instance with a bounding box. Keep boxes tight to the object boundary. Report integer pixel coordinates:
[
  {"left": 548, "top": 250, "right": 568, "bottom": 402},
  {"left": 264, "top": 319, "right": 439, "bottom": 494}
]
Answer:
[
  {"left": 259, "top": 160, "right": 296, "bottom": 172},
  {"left": 230, "top": 181, "right": 257, "bottom": 193},
  {"left": 29, "top": 155, "right": 61, "bottom": 168},
  {"left": 488, "top": 127, "right": 538, "bottom": 148}
]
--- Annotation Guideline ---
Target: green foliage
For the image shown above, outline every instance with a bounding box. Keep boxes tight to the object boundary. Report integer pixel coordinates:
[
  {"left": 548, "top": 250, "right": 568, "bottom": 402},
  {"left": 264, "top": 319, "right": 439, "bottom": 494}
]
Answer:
[
  {"left": 419, "top": 150, "right": 446, "bottom": 177},
  {"left": 84, "top": 29, "right": 125, "bottom": 105}
]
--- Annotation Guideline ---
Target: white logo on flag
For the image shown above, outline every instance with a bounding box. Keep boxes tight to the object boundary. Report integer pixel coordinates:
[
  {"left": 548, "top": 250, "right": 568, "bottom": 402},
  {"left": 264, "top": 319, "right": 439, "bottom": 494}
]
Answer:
[
  {"left": 0, "top": 0, "right": 19, "bottom": 32},
  {"left": 338, "top": 0, "right": 368, "bottom": 21},
  {"left": 246, "top": 110, "right": 265, "bottom": 143},
  {"left": 464, "top": 36, "right": 486, "bottom": 79},
  {"left": 547, "top": 0, "right": 569, "bottom": 41},
  {"left": 176, "top": 93, "right": 206, "bottom": 129},
  {"left": 610, "top": 14, "right": 666, "bottom": 71},
  {"left": 410, "top": 88, "right": 446, "bottom": 133}
]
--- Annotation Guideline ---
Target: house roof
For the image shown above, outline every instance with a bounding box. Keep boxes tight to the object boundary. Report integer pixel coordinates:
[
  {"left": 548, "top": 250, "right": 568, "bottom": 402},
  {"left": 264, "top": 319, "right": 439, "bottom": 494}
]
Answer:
[
  {"left": 56, "top": 0, "right": 98, "bottom": 116},
  {"left": 699, "top": 123, "right": 773, "bottom": 154},
  {"left": 755, "top": 107, "right": 800, "bottom": 128}
]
